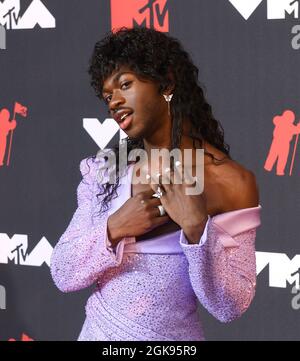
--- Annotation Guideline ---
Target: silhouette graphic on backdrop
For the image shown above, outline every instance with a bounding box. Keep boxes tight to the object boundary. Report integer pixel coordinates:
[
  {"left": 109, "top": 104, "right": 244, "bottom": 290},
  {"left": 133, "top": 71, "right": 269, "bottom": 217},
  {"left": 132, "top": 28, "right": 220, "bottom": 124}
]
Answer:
[
  {"left": 8, "top": 333, "right": 33, "bottom": 341},
  {"left": 264, "top": 110, "right": 300, "bottom": 176},
  {"left": 0, "top": 102, "right": 27, "bottom": 167}
]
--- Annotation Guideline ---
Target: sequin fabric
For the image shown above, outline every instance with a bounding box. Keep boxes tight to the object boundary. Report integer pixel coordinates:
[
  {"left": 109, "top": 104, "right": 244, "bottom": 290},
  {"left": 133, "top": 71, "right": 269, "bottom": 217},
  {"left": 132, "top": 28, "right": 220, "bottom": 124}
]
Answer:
[{"left": 50, "top": 156, "right": 261, "bottom": 341}]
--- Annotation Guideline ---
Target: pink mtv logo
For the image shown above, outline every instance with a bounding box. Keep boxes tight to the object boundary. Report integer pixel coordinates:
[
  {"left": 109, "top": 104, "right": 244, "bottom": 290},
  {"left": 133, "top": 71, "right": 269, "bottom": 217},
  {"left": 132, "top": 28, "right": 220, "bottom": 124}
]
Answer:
[{"left": 111, "top": 0, "right": 169, "bottom": 32}]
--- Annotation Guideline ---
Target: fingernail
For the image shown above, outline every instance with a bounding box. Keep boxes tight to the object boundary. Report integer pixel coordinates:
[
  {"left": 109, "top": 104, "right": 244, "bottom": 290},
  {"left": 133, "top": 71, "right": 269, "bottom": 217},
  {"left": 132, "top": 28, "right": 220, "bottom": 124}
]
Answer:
[
  {"left": 175, "top": 161, "right": 181, "bottom": 167},
  {"left": 146, "top": 174, "right": 151, "bottom": 179},
  {"left": 165, "top": 167, "right": 170, "bottom": 173}
]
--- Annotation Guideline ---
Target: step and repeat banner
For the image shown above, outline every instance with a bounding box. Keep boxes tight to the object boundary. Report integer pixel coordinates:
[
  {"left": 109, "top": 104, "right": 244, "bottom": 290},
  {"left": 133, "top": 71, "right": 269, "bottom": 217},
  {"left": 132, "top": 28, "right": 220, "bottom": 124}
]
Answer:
[{"left": 1, "top": 0, "right": 300, "bottom": 341}]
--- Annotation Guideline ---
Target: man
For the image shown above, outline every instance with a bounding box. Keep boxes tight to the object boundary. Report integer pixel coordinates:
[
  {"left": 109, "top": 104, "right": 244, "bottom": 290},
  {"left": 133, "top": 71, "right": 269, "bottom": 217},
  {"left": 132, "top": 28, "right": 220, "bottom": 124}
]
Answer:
[
  {"left": 51, "top": 27, "right": 261, "bottom": 341},
  {"left": 90, "top": 26, "right": 259, "bottom": 244}
]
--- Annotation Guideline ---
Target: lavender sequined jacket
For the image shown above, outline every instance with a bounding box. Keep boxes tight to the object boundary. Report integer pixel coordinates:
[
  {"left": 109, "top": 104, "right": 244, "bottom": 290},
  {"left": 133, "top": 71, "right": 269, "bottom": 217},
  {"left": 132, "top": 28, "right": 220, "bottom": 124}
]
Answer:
[{"left": 50, "top": 156, "right": 262, "bottom": 341}]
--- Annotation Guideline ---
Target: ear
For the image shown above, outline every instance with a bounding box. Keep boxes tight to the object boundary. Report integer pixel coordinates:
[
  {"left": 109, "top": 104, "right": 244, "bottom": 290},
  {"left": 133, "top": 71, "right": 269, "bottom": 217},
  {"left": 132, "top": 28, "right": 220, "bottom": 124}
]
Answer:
[
  {"left": 166, "top": 70, "right": 175, "bottom": 94},
  {"left": 160, "top": 69, "right": 175, "bottom": 95}
]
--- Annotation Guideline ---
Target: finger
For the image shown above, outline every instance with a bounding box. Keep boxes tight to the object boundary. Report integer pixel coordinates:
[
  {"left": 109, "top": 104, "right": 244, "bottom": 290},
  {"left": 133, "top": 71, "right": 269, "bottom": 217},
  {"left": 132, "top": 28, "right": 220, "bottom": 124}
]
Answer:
[
  {"left": 150, "top": 169, "right": 168, "bottom": 189},
  {"left": 149, "top": 171, "right": 161, "bottom": 186},
  {"left": 147, "top": 197, "right": 164, "bottom": 207},
  {"left": 151, "top": 214, "right": 170, "bottom": 226},
  {"left": 172, "top": 161, "right": 185, "bottom": 184},
  {"left": 149, "top": 181, "right": 158, "bottom": 193},
  {"left": 137, "top": 188, "right": 159, "bottom": 198},
  {"left": 138, "top": 197, "right": 163, "bottom": 210},
  {"left": 159, "top": 167, "right": 172, "bottom": 192},
  {"left": 160, "top": 160, "right": 181, "bottom": 185},
  {"left": 152, "top": 204, "right": 167, "bottom": 218},
  {"left": 149, "top": 175, "right": 167, "bottom": 197}
]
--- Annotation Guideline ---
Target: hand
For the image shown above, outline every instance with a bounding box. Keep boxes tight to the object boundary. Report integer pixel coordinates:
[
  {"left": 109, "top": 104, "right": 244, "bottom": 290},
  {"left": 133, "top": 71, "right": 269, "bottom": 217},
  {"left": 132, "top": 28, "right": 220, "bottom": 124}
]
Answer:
[
  {"left": 149, "top": 163, "right": 208, "bottom": 232},
  {"left": 107, "top": 188, "right": 170, "bottom": 246}
]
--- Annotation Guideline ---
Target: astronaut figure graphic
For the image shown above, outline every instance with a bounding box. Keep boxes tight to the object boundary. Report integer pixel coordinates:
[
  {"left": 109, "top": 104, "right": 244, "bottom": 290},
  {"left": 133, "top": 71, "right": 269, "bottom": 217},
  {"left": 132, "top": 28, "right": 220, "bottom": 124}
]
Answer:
[
  {"left": 264, "top": 110, "right": 300, "bottom": 176},
  {"left": 0, "top": 109, "right": 17, "bottom": 166}
]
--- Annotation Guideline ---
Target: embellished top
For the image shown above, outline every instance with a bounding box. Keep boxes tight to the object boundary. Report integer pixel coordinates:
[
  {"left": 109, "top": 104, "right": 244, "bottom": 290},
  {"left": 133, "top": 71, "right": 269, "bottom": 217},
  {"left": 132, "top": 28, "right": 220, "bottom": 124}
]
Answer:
[{"left": 50, "top": 156, "right": 262, "bottom": 341}]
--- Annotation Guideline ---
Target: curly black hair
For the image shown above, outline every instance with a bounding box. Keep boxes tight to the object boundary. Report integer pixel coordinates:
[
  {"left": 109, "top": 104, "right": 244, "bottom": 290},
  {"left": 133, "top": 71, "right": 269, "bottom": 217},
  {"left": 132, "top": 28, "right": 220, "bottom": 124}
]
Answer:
[{"left": 85, "top": 26, "right": 231, "bottom": 216}]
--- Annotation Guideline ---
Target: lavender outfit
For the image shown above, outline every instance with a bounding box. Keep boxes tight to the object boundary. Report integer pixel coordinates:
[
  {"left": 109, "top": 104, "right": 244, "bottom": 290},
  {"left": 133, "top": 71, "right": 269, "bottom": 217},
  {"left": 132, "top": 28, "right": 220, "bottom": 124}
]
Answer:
[{"left": 50, "top": 156, "right": 262, "bottom": 341}]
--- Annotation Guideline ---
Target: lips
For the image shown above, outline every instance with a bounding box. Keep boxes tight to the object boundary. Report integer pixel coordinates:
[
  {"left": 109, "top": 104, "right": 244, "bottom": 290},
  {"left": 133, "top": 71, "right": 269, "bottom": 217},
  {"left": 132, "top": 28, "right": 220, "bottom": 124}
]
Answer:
[
  {"left": 119, "top": 113, "right": 133, "bottom": 130},
  {"left": 113, "top": 110, "right": 133, "bottom": 124}
]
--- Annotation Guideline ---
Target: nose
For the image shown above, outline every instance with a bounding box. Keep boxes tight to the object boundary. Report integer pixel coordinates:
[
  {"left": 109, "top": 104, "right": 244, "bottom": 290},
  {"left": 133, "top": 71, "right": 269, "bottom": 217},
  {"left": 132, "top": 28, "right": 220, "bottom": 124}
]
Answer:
[{"left": 109, "top": 91, "right": 125, "bottom": 114}]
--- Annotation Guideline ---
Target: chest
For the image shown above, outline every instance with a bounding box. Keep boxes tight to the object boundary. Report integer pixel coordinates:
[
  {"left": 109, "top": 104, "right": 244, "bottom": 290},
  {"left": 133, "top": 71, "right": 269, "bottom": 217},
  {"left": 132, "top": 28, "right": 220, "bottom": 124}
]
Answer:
[
  {"left": 130, "top": 175, "right": 223, "bottom": 242},
  {"left": 131, "top": 180, "right": 222, "bottom": 214},
  {"left": 130, "top": 159, "right": 224, "bottom": 215}
]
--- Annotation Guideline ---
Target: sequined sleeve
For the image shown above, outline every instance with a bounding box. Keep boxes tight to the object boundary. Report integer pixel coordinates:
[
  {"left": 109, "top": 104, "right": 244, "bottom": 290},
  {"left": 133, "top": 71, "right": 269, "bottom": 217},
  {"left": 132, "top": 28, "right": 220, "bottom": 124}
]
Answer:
[
  {"left": 50, "top": 156, "right": 126, "bottom": 293},
  {"left": 179, "top": 206, "right": 261, "bottom": 322}
]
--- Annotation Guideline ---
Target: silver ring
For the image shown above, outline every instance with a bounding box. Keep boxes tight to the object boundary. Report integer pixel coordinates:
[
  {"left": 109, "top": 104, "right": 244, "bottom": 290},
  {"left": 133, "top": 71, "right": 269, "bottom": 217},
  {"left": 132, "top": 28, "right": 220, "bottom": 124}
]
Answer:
[
  {"left": 157, "top": 204, "right": 166, "bottom": 216},
  {"left": 152, "top": 185, "right": 164, "bottom": 199}
]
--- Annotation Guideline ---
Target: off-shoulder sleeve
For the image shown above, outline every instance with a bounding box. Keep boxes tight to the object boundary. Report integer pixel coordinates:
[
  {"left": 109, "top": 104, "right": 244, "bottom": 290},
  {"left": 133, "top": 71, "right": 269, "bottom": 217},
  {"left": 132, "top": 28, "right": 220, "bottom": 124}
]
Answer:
[
  {"left": 179, "top": 205, "right": 262, "bottom": 322},
  {"left": 50, "top": 156, "right": 128, "bottom": 293}
]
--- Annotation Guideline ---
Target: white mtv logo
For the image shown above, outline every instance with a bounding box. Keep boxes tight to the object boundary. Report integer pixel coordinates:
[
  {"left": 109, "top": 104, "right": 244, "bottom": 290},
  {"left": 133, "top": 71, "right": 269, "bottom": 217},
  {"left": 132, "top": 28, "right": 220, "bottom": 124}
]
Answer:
[
  {"left": 0, "top": 233, "right": 53, "bottom": 267},
  {"left": 0, "top": 0, "right": 55, "bottom": 29},
  {"left": 256, "top": 251, "right": 300, "bottom": 289},
  {"left": 229, "top": 0, "right": 299, "bottom": 20},
  {"left": 83, "top": 117, "right": 128, "bottom": 149}
]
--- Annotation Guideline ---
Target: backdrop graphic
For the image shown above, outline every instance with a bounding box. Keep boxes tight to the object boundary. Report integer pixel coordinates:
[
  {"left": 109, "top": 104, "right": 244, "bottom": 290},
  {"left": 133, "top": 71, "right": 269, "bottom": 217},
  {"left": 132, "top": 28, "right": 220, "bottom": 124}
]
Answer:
[{"left": 1, "top": 0, "right": 300, "bottom": 341}]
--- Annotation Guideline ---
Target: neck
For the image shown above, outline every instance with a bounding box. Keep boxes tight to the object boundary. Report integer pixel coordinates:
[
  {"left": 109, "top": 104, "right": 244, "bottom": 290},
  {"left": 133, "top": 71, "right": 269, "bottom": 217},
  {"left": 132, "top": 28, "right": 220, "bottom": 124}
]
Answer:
[
  {"left": 142, "top": 115, "right": 172, "bottom": 159},
  {"left": 141, "top": 117, "right": 200, "bottom": 163}
]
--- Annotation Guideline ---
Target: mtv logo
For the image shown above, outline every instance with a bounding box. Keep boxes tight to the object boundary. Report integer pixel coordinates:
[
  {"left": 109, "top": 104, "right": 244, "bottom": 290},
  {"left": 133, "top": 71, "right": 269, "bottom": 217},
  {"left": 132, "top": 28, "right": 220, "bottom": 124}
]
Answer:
[
  {"left": 256, "top": 251, "right": 300, "bottom": 289},
  {"left": 267, "top": 0, "right": 299, "bottom": 19},
  {"left": 229, "top": 0, "right": 299, "bottom": 20},
  {"left": 228, "top": 0, "right": 263, "bottom": 20},
  {"left": 83, "top": 117, "right": 128, "bottom": 149},
  {"left": 0, "top": 0, "right": 20, "bottom": 28},
  {"left": 0, "top": 0, "right": 55, "bottom": 30},
  {"left": 111, "top": 0, "right": 169, "bottom": 32},
  {"left": 0, "top": 233, "right": 53, "bottom": 267}
]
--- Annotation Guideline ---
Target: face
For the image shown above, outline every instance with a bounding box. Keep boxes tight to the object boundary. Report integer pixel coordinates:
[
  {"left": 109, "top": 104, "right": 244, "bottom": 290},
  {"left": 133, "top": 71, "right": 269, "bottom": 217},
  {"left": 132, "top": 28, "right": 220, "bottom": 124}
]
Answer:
[{"left": 102, "top": 66, "right": 171, "bottom": 143}]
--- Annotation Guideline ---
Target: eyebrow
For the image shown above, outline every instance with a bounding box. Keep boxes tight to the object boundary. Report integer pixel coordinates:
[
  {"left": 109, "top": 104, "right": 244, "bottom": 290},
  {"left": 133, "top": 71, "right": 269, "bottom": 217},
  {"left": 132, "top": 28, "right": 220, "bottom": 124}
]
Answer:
[{"left": 102, "top": 71, "right": 133, "bottom": 94}]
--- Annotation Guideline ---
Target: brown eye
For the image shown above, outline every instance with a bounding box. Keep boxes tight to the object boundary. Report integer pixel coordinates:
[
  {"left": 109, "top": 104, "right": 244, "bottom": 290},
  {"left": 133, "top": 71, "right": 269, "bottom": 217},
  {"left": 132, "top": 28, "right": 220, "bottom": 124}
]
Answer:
[
  {"left": 121, "top": 81, "right": 131, "bottom": 90},
  {"left": 105, "top": 95, "right": 112, "bottom": 103}
]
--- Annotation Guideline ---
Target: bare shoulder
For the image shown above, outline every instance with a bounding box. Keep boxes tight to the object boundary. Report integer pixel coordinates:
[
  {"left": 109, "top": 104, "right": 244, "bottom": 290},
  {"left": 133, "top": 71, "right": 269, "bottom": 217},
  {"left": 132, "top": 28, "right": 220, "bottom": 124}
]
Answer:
[
  {"left": 219, "top": 161, "right": 259, "bottom": 211},
  {"left": 204, "top": 142, "right": 260, "bottom": 212}
]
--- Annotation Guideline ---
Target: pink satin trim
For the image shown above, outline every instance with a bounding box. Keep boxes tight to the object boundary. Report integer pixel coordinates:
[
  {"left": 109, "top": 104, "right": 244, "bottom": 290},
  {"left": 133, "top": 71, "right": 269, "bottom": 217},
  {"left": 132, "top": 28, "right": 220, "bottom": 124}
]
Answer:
[
  {"left": 212, "top": 205, "right": 262, "bottom": 236},
  {"left": 119, "top": 205, "right": 262, "bottom": 254},
  {"left": 123, "top": 230, "right": 183, "bottom": 254}
]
